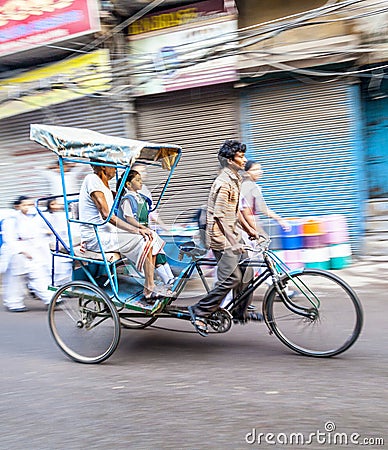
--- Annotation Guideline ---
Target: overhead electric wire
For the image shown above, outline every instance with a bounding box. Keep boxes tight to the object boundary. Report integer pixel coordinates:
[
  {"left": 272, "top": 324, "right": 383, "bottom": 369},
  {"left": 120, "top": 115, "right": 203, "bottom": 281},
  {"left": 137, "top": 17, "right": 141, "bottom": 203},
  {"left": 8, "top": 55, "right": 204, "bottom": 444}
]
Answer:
[
  {"left": 3, "top": 0, "right": 387, "bottom": 104},
  {"left": 238, "top": 0, "right": 368, "bottom": 39},
  {"left": 76, "top": 0, "right": 167, "bottom": 53},
  {"left": 12, "top": 0, "right": 386, "bottom": 78},
  {"left": 242, "top": 61, "right": 388, "bottom": 79},
  {"left": 8, "top": 0, "right": 166, "bottom": 63},
  {"left": 123, "top": 1, "right": 387, "bottom": 73},
  {"left": 16, "top": 0, "right": 371, "bottom": 62},
  {"left": 10, "top": 0, "right": 382, "bottom": 76}
]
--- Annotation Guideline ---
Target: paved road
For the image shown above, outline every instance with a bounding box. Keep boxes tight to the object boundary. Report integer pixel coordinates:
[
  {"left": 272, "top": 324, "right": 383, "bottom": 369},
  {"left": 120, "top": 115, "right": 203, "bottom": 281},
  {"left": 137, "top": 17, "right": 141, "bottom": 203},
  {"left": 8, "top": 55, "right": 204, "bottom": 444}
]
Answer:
[{"left": 0, "top": 259, "right": 387, "bottom": 450}]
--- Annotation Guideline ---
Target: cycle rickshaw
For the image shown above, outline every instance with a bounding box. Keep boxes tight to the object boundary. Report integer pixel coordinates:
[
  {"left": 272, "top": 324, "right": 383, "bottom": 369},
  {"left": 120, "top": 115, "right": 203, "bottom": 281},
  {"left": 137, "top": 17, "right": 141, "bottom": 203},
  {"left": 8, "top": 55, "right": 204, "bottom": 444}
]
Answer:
[{"left": 31, "top": 124, "right": 364, "bottom": 364}]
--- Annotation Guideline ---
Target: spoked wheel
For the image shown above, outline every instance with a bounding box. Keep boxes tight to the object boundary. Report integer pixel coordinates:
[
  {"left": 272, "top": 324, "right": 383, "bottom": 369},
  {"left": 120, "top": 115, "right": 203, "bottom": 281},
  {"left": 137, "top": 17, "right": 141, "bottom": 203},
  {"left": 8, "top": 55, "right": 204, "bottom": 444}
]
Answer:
[
  {"left": 264, "top": 269, "right": 363, "bottom": 357},
  {"left": 48, "top": 281, "right": 121, "bottom": 364},
  {"left": 119, "top": 313, "right": 157, "bottom": 329}
]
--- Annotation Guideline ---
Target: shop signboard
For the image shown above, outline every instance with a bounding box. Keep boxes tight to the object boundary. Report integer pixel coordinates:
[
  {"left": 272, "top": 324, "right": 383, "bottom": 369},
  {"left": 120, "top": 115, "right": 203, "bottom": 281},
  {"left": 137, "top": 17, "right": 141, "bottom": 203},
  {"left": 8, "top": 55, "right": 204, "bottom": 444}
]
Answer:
[
  {"left": 0, "top": 49, "right": 110, "bottom": 119},
  {"left": 0, "top": 0, "right": 100, "bottom": 57},
  {"left": 128, "top": 0, "right": 236, "bottom": 36},
  {"left": 129, "top": 0, "right": 237, "bottom": 96}
]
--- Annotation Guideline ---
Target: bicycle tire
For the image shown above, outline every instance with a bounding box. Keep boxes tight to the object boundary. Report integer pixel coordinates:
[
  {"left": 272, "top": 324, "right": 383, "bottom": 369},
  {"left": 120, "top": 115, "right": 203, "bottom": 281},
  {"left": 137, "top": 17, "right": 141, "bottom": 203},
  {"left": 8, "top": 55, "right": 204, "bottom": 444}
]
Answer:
[
  {"left": 263, "top": 269, "right": 363, "bottom": 357},
  {"left": 48, "top": 281, "right": 121, "bottom": 364}
]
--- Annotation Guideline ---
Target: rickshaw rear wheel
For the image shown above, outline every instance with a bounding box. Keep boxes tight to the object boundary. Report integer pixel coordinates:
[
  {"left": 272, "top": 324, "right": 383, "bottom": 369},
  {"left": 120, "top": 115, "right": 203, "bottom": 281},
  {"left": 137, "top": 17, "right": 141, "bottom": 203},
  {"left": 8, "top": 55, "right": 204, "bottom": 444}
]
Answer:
[{"left": 48, "top": 281, "right": 121, "bottom": 364}]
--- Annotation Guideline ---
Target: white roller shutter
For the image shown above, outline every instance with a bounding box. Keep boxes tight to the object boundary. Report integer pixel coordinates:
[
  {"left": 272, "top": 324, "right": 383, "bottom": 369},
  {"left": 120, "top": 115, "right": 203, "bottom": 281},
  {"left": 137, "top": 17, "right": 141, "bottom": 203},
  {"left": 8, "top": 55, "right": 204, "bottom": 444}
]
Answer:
[
  {"left": 0, "top": 97, "right": 127, "bottom": 208},
  {"left": 135, "top": 83, "right": 239, "bottom": 224}
]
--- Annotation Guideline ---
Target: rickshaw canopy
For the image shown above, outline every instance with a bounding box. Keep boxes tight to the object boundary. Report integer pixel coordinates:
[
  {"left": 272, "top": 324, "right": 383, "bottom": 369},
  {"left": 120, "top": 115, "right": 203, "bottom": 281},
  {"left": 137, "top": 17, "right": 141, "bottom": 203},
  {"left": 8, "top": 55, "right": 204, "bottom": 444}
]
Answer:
[{"left": 30, "top": 124, "right": 181, "bottom": 169}]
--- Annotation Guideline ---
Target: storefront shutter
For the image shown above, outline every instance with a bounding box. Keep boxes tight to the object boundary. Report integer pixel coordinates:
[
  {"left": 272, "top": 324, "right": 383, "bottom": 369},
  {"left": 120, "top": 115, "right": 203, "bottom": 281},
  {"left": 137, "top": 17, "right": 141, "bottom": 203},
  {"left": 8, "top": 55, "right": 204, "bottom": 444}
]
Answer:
[
  {"left": 135, "top": 83, "right": 239, "bottom": 225},
  {"left": 0, "top": 97, "right": 127, "bottom": 208},
  {"left": 240, "top": 79, "right": 366, "bottom": 251}
]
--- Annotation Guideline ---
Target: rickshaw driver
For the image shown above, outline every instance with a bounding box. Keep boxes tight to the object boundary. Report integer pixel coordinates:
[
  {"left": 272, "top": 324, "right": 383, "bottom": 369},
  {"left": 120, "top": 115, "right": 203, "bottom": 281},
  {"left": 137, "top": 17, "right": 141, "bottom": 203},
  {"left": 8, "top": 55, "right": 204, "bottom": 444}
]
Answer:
[
  {"left": 79, "top": 161, "right": 165, "bottom": 300},
  {"left": 188, "top": 140, "right": 261, "bottom": 336}
]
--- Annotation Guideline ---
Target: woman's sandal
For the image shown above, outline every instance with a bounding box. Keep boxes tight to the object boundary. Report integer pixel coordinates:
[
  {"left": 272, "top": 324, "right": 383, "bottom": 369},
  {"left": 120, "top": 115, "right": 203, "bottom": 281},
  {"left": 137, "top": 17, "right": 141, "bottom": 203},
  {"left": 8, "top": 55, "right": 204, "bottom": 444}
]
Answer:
[
  {"left": 143, "top": 291, "right": 163, "bottom": 305},
  {"left": 188, "top": 306, "right": 208, "bottom": 337}
]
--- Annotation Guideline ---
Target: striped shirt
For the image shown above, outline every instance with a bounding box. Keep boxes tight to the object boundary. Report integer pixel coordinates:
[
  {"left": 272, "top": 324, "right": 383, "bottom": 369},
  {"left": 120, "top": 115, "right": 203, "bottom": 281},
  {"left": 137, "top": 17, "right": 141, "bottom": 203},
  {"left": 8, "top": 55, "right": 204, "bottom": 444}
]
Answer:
[{"left": 206, "top": 167, "right": 242, "bottom": 251}]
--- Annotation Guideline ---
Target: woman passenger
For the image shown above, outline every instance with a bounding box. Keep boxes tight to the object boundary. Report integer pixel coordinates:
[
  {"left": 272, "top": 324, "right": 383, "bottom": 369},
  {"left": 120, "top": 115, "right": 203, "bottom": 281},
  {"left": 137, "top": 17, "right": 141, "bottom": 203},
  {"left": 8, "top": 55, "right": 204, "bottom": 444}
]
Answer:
[{"left": 78, "top": 162, "right": 165, "bottom": 301}]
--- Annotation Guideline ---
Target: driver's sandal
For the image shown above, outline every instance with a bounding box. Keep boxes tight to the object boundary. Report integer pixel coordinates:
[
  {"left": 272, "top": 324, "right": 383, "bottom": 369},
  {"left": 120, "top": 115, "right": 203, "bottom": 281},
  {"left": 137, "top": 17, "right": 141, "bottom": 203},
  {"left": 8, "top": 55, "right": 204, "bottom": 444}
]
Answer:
[{"left": 188, "top": 306, "right": 208, "bottom": 337}]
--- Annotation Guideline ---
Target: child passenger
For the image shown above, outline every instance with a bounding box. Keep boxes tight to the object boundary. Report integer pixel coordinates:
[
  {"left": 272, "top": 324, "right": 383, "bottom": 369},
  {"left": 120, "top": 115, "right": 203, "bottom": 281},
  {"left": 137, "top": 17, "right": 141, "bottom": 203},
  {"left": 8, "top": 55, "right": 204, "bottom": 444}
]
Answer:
[{"left": 116, "top": 170, "right": 175, "bottom": 286}]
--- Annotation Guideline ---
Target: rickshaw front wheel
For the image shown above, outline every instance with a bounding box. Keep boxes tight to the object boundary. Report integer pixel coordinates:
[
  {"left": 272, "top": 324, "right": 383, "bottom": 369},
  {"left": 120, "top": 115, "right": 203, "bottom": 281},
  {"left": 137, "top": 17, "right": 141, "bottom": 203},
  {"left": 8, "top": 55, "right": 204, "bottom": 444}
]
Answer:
[{"left": 48, "top": 281, "right": 121, "bottom": 364}]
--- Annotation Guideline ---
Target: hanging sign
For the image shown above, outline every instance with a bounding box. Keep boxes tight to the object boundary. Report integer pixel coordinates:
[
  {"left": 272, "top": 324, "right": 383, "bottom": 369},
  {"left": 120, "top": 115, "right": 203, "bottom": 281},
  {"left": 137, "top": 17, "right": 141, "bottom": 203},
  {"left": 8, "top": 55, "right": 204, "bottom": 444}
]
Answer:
[
  {"left": 129, "top": 0, "right": 238, "bottom": 95},
  {"left": 0, "top": 49, "right": 110, "bottom": 119},
  {"left": 0, "top": 0, "right": 100, "bottom": 57}
]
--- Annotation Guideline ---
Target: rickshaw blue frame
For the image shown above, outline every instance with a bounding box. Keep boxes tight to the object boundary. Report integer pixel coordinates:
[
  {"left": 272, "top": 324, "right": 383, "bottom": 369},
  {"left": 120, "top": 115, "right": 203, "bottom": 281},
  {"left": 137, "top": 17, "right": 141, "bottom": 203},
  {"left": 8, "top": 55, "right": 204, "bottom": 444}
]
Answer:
[
  {"left": 30, "top": 124, "right": 364, "bottom": 364},
  {"left": 31, "top": 124, "right": 182, "bottom": 310}
]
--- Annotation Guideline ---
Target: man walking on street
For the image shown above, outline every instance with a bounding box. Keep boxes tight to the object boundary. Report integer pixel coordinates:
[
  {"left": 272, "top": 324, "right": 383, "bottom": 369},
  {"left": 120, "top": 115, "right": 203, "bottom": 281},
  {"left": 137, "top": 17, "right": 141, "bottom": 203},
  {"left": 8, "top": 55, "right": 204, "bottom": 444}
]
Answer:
[{"left": 188, "top": 139, "right": 260, "bottom": 336}]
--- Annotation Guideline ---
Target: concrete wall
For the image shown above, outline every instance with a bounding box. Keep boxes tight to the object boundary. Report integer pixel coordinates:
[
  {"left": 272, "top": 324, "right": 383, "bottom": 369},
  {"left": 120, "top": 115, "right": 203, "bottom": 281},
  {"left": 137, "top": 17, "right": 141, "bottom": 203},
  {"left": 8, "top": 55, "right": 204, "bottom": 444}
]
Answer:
[
  {"left": 237, "top": 0, "right": 358, "bottom": 71},
  {"left": 238, "top": 0, "right": 324, "bottom": 28}
]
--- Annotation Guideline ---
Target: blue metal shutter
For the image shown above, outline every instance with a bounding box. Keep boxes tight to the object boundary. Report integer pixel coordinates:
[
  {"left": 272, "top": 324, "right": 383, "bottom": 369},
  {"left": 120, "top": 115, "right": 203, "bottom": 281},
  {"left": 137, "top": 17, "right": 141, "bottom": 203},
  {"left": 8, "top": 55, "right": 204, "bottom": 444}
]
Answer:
[
  {"left": 240, "top": 79, "right": 366, "bottom": 252},
  {"left": 364, "top": 94, "right": 388, "bottom": 198}
]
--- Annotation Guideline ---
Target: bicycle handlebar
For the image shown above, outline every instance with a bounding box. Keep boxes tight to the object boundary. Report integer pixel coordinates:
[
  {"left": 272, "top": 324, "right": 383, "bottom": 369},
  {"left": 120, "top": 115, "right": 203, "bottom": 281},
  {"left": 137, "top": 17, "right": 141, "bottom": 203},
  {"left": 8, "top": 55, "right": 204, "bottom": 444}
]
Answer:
[{"left": 244, "top": 235, "right": 271, "bottom": 253}]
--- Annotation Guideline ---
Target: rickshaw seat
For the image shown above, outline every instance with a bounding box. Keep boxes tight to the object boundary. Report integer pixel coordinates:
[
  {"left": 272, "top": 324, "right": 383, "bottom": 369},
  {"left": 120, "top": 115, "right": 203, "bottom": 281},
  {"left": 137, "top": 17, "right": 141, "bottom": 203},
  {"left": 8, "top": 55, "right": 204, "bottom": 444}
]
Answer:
[{"left": 50, "top": 242, "right": 121, "bottom": 263}]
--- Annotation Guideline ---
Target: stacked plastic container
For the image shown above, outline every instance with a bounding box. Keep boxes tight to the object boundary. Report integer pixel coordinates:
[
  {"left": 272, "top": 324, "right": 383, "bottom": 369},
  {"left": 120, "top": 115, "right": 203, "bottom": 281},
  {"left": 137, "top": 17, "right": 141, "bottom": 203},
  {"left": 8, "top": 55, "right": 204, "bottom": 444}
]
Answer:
[
  {"left": 263, "top": 220, "right": 283, "bottom": 251},
  {"left": 321, "top": 214, "right": 351, "bottom": 269},
  {"left": 262, "top": 215, "right": 351, "bottom": 270},
  {"left": 281, "top": 219, "right": 304, "bottom": 270},
  {"left": 301, "top": 218, "right": 330, "bottom": 269},
  {"left": 263, "top": 220, "right": 286, "bottom": 268}
]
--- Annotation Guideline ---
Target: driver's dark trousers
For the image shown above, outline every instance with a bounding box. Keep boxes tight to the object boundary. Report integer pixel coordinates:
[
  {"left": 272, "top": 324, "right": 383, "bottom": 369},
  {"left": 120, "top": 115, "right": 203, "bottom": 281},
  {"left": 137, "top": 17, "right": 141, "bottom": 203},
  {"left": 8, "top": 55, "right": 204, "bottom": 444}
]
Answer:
[{"left": 191, "top": 246, "right": 254, "bottom": 319}]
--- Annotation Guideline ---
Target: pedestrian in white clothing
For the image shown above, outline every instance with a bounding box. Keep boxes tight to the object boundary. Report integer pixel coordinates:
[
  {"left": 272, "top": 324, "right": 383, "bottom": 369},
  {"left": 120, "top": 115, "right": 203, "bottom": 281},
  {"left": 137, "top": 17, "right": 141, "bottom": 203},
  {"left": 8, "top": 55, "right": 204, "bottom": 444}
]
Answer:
[
  {"left": 42, "top": 198, "right": 76, "bottom": 286},
  {"left": 34, "top": 160, "right": 86, "bottom": 198},
  {"left": 1, "top": 196, "right": 52, "bottom": 312},
  {"left": 240, "top": 160, "right": 293, "bottom": 306},
  {"left": 240, "top": 160, "right": 291, "bottom": 236}
]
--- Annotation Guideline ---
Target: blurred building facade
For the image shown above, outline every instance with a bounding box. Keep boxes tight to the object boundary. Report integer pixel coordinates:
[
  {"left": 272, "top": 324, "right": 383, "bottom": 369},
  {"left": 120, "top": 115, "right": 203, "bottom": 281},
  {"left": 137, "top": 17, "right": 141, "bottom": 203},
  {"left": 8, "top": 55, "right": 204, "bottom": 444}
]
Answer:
[
  {"left": 123, "top": 0, "right": 388, "bottom": 251},
  {"left": 0, "top": 0, "right": 128, "bottom": 206},
  {"left": 0, "top": 0, "right": 387, "bottom": 252}
]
